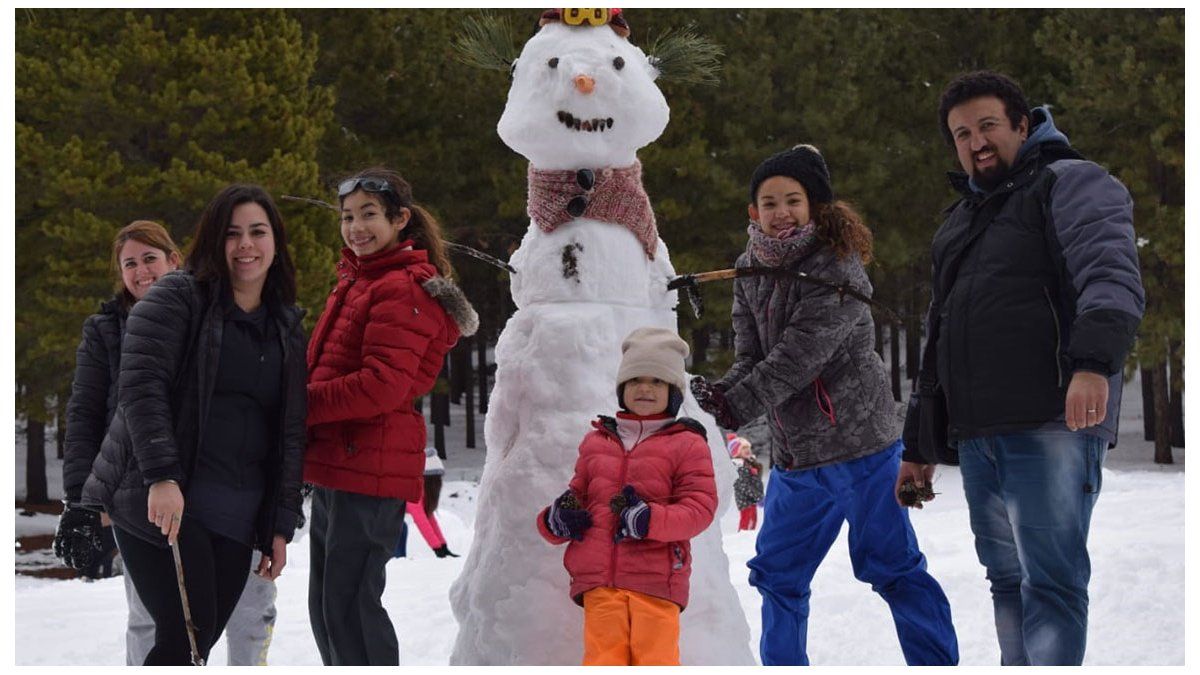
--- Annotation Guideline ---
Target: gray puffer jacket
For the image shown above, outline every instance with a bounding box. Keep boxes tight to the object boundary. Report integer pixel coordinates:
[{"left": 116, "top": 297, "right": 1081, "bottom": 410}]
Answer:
[{"left": 716, "top": 244, "right": 898, "bottom": 471}]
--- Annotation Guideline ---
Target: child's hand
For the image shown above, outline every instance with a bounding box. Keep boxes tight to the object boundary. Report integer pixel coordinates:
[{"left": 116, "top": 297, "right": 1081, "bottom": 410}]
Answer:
[
  {"left": 613, "top": 485, "right": 650, "bottom": 542},
  {"left": 546, "top": 490, "right": 592, "bottom": 541},
  {"left": 690, "top": 377, "right": 740, "bottom": 430}
]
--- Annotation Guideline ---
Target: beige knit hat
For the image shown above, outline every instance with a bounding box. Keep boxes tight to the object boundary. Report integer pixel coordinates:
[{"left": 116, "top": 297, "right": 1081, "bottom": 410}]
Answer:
[{"left": 616, "top": 327, "right": 689, "bottom": 391}]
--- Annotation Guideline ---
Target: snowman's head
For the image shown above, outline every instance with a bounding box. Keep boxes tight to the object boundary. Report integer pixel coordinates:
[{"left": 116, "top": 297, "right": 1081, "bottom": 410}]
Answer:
[{"left": 498, "top": 20, "right": 669, "bottom": 170}]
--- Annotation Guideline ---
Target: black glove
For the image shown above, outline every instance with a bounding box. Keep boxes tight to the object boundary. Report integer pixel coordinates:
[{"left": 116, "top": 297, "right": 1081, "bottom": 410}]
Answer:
[
  {"left": 53, "top": 503, "right": 104, "bottom": 571},
  {"left": 611, "top": 485, "right": 650, "bottom": 542},
  {"left": 545, "top": 490, "right": 592, "bottom": 541},
  {"left": 690, "top": 376, "right": 740, "bottom": 430}
]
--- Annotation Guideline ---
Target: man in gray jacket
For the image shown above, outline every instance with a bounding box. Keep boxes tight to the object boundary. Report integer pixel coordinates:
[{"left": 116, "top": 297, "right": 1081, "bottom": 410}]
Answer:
[{"left": 900, "top": 71, "right": 1145, "bottom": 665}]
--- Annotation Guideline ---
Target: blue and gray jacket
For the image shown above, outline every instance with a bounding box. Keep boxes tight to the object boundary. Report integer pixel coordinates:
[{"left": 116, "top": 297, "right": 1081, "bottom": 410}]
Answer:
[{"left": 905, "top": 106, "right": 1145, "bottom": 457}]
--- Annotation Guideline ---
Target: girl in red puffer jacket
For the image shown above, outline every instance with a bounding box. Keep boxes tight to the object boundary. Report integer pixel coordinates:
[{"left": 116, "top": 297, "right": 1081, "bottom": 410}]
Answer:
[
  {"left": 305, "top": 167, "right": 477, "bottom": 666},
  {"left": 536, "top": 327, "right": 717, "bottom": 666}
]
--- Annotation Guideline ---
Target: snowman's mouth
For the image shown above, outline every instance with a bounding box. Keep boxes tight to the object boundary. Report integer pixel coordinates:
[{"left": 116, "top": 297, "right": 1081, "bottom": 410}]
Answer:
[{"left": 557, "top": 111, "right": 614, "bottom": 133}]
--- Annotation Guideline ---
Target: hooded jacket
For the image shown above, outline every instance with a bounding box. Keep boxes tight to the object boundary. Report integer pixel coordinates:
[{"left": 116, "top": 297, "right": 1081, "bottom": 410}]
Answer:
[
  {"left": 717, "top": 244, "right": 899, "bottom": 471},
  {"left": 903, "top": 107, "right": 1145, "bottom": 461},
  {"left": 80, "top": 272, "right": 308, "bottom": 554},
  {"left": 537, "top": 414, "right": 717, "bottom": 610},
  {"left": 304, "top": 243, "right": 478, "bottom": 500}
]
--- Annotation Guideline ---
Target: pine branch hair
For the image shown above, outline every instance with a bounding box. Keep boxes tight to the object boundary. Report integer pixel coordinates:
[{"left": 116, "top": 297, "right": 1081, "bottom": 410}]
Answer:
[
  {"left": 646, "top": 25, "right": 723, "bottom": 85},
  {"left": 453, "top": 12, "right": 519, "bottom": 73}
]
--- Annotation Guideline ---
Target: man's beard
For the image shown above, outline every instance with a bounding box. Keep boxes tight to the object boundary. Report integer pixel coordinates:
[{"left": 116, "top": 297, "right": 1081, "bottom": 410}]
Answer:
[{"left": 972, "top": 155, "right": 1012, "bottom": 192}]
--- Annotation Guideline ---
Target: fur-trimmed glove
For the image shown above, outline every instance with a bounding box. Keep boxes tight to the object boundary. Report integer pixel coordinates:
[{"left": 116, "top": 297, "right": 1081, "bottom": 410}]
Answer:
[
  {"left": 545, "top": 490, "right": 592, "bottom": 541},
  {"left": 53, "top": 503, "right": 104, "bottom": 570},
  {"left": 691, "top": 376, "right": 740, "bottom": 430},
  {"left": 612, "top": 485, "right": 651, "bottom": 542}
]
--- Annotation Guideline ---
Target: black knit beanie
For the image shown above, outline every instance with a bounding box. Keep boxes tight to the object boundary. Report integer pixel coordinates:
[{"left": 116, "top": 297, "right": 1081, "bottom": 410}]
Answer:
[{"left": 749, "top": 144, "right": 834, "bottom": 205}]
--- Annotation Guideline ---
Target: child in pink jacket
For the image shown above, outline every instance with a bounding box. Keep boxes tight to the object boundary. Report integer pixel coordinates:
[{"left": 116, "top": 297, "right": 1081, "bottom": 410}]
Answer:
[{"left": 536, "top": 327, "right": 717, "bottom": 666}]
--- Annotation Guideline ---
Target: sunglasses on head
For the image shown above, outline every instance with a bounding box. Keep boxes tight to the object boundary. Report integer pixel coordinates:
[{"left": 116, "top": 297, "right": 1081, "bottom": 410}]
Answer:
[{"left": 337, "top": 176, "right": 394, "bottom": 198}]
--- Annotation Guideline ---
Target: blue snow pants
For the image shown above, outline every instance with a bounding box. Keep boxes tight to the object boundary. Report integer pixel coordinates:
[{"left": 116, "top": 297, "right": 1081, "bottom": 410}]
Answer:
[{"left": 747, "top": 440, "right": 959, "bottom": 665}]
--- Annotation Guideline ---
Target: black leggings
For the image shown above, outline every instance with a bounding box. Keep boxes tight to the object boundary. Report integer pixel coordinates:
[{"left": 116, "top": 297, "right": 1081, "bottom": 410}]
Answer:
[{"left": 114, "top": 521, "right": 253, "bottom": 665}]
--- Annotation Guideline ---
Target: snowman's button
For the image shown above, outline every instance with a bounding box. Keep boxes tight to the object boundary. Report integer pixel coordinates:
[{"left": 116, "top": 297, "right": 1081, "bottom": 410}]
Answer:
[{"left": 567, "top": 196, "right": 588, "bottom": 217}]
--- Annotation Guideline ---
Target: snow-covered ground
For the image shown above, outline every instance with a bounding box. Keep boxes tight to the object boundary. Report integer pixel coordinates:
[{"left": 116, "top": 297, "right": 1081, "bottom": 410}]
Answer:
[{"left": 11, "top": 387, "right": 1187, "bottom": 665}]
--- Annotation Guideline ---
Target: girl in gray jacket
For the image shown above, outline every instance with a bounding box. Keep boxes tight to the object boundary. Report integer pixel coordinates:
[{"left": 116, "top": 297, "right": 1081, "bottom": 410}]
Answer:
[{"left": 691, "top": 144, "right": 958, "bottom": 666}]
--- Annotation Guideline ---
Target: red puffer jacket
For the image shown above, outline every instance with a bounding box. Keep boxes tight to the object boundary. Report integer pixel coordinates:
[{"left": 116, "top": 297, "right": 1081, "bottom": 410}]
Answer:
[
  {"left": 305, "top": 242, "right": 476, "bottom": 500},
  {"left": 537, "top": 414, "right": 717, "bottom": 610}
]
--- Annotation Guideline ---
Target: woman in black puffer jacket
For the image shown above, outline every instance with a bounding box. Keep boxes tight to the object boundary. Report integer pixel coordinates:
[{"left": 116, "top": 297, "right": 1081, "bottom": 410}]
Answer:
[
  {"left": 78, "top": 185, "right": 307, "bottom": 666},
  {"left": 55, "top": 220, "right": 182, "bottom": 656}
]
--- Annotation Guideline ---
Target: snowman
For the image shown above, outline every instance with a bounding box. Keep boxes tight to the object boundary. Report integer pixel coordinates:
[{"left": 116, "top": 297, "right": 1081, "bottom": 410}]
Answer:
[{"left": 448, "top": 9, "right": 754, "bottom": 665}]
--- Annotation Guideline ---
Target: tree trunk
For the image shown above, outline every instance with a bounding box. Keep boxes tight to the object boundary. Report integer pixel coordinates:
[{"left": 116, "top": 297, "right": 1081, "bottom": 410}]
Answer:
[
  {"left": 1152, "top": 360, "right": 1173, "bottom": 464},
  {"left": 907, "top": 264, "right": 922, "bottom": 384},
  {"left": 55, "top": 397, "right": 66, "bottom": 460},
  {"left": 449, "top": 342, "right": 470, "bottom": 405},
  {"left": 1141, "top": 365, "right": 1155, "bottom": 441},
  {"left": 25, "top": 417, "right": 49, "bottom": 505},
  {"left": 477, "top": 333, "right": 489, "bottom": 415},
  {"left": 890, "top": 320, "right": 901, "bottom": 402},
  {"left": 874, "top": 312, "right": 884, "bottom": 360},
  {"left": 1169, "top": 339, "right": 1184, "bottom": 448},
  {"left": 692, "top": 326, "right": 711, "bottom": 368},
  {"left": 433, "top": 413, "right": 446, "bottom": 458},
  {"left": 465, "top": 345, "right": 476, "bottom": 450}
]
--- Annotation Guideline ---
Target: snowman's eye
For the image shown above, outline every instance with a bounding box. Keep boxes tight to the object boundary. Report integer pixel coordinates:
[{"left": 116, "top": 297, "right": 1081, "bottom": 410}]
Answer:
[
  {"left": 613, "top": 56, "right": 625, "bottom": 71},
  {"left": 548, "top": 57, "right": 559, "bottom": 69}
]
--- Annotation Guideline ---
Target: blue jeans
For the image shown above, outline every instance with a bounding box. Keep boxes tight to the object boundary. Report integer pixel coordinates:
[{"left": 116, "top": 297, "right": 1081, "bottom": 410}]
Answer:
[
  {"left": 748, "top": 441, "right": 958, "bottom": 665},
  {"left": 958, "top": 430, "right": 1107, "bottom": 665}
]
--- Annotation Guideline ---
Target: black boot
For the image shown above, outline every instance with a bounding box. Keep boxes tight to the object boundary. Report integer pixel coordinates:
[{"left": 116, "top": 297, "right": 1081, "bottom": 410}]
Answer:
[{"left": 433, "top": 544, "right": 459, "bottom": 558}]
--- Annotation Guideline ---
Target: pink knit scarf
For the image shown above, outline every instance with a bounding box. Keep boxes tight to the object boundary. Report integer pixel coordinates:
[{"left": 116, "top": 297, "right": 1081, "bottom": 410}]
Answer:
[{"left": 527, "top": 161, "right": 658, "bottom": 259}]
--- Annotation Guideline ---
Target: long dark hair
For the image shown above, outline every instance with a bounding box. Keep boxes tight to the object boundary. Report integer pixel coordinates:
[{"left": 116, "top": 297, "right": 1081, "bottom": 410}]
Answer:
[
  {"left": 337, "top": 167, "right": 455, "bottom": 279},
  {"left": 813, "top": 200, "right": 874, "bottom": 265},
  {"left": 186, "top": 184, "right": 297, "bottom": 306}
]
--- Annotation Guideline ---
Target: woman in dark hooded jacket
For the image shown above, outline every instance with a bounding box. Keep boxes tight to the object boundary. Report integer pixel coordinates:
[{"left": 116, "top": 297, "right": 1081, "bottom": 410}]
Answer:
[{"left": 77, "top": 185, "right": 307, "bottom": 665}]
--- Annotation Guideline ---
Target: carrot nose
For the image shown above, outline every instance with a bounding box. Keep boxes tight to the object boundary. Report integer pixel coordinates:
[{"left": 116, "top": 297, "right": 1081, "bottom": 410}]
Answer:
[{"left": 574, "top": 75, "right": 595, "bottom": 94}]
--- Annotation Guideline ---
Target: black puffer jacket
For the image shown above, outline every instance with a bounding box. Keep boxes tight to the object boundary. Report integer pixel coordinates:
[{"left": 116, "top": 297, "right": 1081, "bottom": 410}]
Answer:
[
  {"left": 903, "top": 108, "right": 1144, "bottom": 461},
  {"left": 80, "top": 272, "right": 308, "bottom": 554},
  {"left": 62, "top": 296, "right": 126, "bottom": 504}
]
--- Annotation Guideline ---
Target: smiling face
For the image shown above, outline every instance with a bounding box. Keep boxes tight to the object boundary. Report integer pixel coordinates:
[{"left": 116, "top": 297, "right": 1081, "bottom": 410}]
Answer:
[
  {"left": 750, "top": 176, "right": 811, "bottom": 238},
  {"left": 119, "top": 239, "right": 179, "bottom": 301},
  {"left": 947, "top": 95, "right": 1029, "bottom": 191},
  {"left": 224, "top": 202, "right": 276, "bottom": 294},
  {"left": 340, "top": 189, "right": 410, "bottom": 257},
  {"left": 498, "top": 23, "right": 669, "bottom": 169},
  {"left": 621, "top": 376, "right": 670, "bottom": 416}
]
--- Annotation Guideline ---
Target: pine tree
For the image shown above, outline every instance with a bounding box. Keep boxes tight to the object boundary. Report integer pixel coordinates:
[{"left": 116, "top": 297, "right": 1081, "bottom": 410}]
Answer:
[{"left": 16, "top": 9, "right": 338, "bottom": 500}]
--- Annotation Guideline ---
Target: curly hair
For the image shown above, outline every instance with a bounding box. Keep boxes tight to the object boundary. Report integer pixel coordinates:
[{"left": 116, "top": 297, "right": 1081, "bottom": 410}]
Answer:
[
  {"left": 937, "top": 70, "right": 1031, "bottom": 146},
  {"left": 813, "top": 200, "right": 873, "bottom": 265}
]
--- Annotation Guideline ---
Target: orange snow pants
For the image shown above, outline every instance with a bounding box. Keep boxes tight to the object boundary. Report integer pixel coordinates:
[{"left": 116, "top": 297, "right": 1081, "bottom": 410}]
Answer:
[{"left": 581, "top": 587, "right": 681, "bottom": 666}]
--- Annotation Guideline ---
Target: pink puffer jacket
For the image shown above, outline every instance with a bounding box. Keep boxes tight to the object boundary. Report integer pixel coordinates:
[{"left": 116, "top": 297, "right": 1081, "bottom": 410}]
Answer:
[{"left": 537, "top": 414, "right": 717, "bottom": 610}]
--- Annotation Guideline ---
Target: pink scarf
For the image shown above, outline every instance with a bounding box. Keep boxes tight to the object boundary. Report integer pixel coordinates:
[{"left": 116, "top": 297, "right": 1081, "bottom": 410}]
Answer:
[{"left": 527, "top": 161, "right": 659, "bottom": 259}]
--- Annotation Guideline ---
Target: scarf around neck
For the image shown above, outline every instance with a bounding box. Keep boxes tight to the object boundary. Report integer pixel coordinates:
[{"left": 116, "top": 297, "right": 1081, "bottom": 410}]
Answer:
[
  {"left": 747, "top": 219, "right": 818, "bottom": 267},
  {"left": 527, "top": 161, "right": 658, "bottom": 259}
]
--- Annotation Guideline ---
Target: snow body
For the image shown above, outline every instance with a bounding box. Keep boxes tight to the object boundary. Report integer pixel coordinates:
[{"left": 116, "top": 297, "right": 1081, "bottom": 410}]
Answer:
[{"left": 448, "top": 22, "right": 754, "bottom": 666}]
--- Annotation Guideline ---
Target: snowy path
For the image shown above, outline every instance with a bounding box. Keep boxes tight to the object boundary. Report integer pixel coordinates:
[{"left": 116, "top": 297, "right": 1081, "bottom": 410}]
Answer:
[{"left": 14, "top": 462, "right": 1184, "bottom": 665}]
